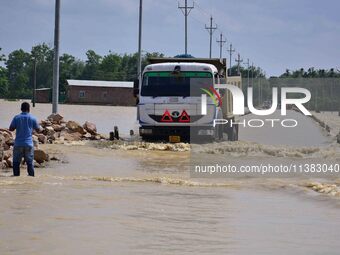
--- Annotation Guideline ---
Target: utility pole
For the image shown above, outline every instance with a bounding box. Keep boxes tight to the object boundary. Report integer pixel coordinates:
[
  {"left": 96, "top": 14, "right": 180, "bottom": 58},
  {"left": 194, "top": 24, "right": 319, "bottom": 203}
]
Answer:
[
  {"left": 178, "top": 0, "right": 194, "bottom": 55},
  {"left": 227, "top": 43, "right": 235, "bottom": 76},
  {"left": 235, "top": 53, "right": 243, "bottom": 76},
  {"left": 244, "top": 58, "right": 250, "bottom": 88},
  {"left": 52, "top": 0, "right": 60, "bottom": 114},
  {"left": 137, "top": 0, "right": 143, "bottom": 85},
  {"left": 251, "top": 62, "right": 254, "bottom": 87},
  {"left": 216, "top": 33, "right": 226, "bottom": 60},
  {"left": 205, "top": 16, "right": 217, "bottom": 58},
  {"left": 258, "top": 74, "right": 261, "bottom": 106},
  {"left": 32, "top": 58, "right": 37, "bottom": 107}
]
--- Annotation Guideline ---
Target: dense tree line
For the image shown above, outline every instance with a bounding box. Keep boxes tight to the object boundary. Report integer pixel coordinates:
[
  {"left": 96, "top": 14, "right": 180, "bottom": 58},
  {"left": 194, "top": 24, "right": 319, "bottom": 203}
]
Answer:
[
  {"left": 279, "top": 68, "right": 340, "bottom": 78},
  {"left": 0, "top": 44, "right": 163, "bottom": 99}
]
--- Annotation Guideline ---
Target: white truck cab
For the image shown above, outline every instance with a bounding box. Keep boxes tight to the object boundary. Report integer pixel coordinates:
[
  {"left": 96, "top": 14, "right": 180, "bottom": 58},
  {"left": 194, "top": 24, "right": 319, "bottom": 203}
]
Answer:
[{"left": 134, "top": 58, "right": 240, "bottom": 142}]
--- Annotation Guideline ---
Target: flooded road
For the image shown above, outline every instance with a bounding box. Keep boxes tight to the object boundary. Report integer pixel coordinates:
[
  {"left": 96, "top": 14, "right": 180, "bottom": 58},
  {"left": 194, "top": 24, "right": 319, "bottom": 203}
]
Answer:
[
  {"left": 1, "top": 100, "right": 340, "bottom": 254},
  {"left": 239, "top": 110, "right": 333, "bottom": 146},
  {"left": 1, "top": 145, "right": 340, "bottom": 255}
]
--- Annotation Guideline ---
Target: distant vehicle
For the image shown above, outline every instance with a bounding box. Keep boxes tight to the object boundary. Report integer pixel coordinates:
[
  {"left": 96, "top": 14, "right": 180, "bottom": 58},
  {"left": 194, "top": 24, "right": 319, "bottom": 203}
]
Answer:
[{"left": 133, "top": 57, "right": 242, "bottom": 142}]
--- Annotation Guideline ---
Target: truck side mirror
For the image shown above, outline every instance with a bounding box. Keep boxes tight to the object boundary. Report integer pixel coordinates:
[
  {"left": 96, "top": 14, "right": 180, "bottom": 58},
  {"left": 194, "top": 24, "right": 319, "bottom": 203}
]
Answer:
[{"left": 133, "top": 79, "right": 139, "bottom": 97}]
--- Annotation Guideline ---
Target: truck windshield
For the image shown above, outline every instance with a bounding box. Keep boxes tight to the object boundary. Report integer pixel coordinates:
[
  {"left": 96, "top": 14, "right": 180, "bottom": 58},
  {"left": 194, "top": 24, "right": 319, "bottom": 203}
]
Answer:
[{"left": 141, "top": 71, "right": 213, "bottom": 97}]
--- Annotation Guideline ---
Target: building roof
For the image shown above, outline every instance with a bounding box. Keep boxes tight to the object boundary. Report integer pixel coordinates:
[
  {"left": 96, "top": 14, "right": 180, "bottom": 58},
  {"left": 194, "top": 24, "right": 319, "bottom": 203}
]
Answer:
[
  {"left": 67, "top": 79, "right": 133, "bottom": 88},
  {"left": 35, "top": 88, "right": 51, "bottom": 91}
]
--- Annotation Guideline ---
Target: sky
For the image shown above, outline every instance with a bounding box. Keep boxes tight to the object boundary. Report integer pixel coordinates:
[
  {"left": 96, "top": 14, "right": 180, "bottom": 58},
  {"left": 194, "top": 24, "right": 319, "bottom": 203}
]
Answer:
[{"left": 0, "top": 0, "right": 339, "bottom": 76}]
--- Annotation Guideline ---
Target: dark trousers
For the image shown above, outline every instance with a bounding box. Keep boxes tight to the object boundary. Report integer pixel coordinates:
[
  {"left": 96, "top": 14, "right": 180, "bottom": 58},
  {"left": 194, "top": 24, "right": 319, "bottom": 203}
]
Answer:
[{"left": 13, "top": 146, "right": 34, "bottom": 177}]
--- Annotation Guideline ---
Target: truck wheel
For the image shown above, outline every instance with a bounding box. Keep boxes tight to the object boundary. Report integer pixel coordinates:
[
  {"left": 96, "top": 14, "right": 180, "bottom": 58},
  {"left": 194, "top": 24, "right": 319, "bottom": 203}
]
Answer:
[
  {"left": 215, "top": 125, "right": 223, "bottom": 141},
  {"left": 233, "top": 123, "right": 239, "bottom": 141},
  {"left": 227, "top": 123, "right": 238, "bottom": 141}
]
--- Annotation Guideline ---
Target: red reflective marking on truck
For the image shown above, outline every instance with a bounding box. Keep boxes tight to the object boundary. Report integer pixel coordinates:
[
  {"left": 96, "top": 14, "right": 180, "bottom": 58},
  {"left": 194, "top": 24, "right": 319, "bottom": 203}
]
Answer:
[
  {"left": 161, "top": 110, "right": 173, "bottom": 122},
  {"left": 179, "top": 110, "right": 190, "bottom": 122}
]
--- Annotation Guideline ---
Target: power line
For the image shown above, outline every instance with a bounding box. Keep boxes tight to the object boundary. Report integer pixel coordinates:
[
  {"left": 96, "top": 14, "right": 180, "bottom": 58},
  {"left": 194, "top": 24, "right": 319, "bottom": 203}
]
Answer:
[
  {"left": 194, "top": 1, "right": 259, "bottom": 75},
  {"left": 186, "top": 1, "right": 260, "bottom": 77},
  {"left": 235, "top": 53, "right": 243, "bottom": 76},
  {"left": 227, "top": 43, "right": 235, "bottom": 76},
  {"left": 205, "top": 16, "right": 217, "bottom": 58},
  {"left": 194, "top": 2, "right": 211, "bottom": 19},
  {"left": 216, "top": 33, "right": 226, "bottom": 60},
  {"left": 178, "top": 0, "right": 194, "bottom": 55}
]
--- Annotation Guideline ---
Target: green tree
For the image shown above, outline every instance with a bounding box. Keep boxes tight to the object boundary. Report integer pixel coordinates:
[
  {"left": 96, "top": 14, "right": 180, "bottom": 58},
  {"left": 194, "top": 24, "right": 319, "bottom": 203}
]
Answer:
[
  {"left": 82, "top": 50, "right": 102, "bottom": 79},
  {"left": 60, "top": 53, "right": 84, "bottom": 92},
  {"left": 30, "top": 43, "right": 54, "bottom": 90},
  {"left": 100, "top": 52, "right": 122, "bottom": 80},
  {"left": 6, "top": 49, "right": 31, "bottom": 98},
  {"left": 0, "top": 48, "right": 9, "bottom": 97}
]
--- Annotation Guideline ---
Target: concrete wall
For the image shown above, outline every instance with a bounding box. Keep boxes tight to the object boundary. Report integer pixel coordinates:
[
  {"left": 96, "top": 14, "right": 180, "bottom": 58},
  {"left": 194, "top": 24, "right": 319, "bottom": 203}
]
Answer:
[{"left": 67, "top": 86, "right": 136, "bottom": 106}]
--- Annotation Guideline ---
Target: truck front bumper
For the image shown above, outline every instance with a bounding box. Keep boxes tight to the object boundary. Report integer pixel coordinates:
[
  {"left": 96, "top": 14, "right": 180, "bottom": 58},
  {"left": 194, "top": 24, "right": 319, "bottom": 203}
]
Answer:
[{"left": 139, "top": 126, "right": 215, "bottom": 140}]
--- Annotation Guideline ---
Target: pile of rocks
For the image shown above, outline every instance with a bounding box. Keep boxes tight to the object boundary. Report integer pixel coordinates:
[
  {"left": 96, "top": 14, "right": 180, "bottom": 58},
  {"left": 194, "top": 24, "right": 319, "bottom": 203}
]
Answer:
[
  {"left": 0, "top": 114, "right": 105, "bottom": 169},
  {"left": 0, "top": 128, "right": 50, "bottom": 169},
  {"left": 0, "top": 129, "right": 14, "bottom": 169},
  {"left": 36, "top": 113, "right": 105, "bottom": 144}
]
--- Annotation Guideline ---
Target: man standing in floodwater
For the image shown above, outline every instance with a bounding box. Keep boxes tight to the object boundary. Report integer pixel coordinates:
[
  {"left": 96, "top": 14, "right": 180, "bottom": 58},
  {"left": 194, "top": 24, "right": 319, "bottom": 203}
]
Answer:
[{"left": 9, "top": 102, "right": 41, "bottom": 177}]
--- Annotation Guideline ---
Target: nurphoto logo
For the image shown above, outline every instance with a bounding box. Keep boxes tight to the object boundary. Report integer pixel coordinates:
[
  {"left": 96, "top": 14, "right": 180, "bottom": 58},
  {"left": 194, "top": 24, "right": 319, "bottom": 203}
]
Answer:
[{"left": 201, "top": 85, "right": 312, "bottom": 128}]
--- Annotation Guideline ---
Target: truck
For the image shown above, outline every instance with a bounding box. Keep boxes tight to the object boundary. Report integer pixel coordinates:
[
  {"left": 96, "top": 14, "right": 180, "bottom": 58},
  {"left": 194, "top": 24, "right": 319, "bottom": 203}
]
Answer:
[{"left": 133, "top": 57, "right": 242, "bottom": 143}]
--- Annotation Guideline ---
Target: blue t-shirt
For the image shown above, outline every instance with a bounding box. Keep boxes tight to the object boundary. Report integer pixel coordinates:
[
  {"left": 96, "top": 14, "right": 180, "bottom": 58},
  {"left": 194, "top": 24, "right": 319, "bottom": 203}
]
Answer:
[{"left": 9, "top": 112, "right": 40, "bottom": 147}]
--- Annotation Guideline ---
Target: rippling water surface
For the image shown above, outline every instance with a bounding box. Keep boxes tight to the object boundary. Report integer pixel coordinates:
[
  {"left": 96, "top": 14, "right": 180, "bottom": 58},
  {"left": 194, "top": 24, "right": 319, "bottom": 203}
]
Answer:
[{"left": 1, "top": 100, "right": 340, "bottom": 254}]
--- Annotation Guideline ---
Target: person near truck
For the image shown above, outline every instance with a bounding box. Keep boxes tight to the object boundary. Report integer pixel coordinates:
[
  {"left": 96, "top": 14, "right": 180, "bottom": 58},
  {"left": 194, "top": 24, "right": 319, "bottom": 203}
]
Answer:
[{"left": 9, "top": 102, "right": 41, "bottom": 177}]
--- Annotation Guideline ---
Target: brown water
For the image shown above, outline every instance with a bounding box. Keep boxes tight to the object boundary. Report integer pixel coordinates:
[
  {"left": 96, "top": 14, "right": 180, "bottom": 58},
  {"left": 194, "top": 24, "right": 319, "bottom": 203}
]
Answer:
[{"left": 1, "top": 100, "right": 340, "bottom": 254}]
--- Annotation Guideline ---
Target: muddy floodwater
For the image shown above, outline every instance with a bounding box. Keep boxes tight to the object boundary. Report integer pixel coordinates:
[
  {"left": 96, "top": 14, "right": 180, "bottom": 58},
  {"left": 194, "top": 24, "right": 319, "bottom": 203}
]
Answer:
[{"left": 1, "top": 100, "right": 340, "bottom": 254}]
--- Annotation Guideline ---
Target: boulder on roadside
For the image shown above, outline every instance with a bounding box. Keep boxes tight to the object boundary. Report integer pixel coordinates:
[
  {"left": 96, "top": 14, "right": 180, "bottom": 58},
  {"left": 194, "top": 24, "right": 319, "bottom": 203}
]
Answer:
[
  {"left": 33, "top": 135, "right": 39, "bottom": 148},
  {"left": 94, "top": 134, "right": 101, "bottom": 140},
  {"left": 53, "top": 132, "right": 60, "bottom": 140},
  {"left": 0, "top": 129, "right": 13, "bottom": 138},
  {"left": 3, "top": 150, "right": 12, "bottom": 160},
  {"left": 64, "top": 132, "right": 82, "bottom": 141},
  {"left": 52, "top": 124, "right": 64, "bottom": 132},
  {"left": 2, "top": 142, "right": 10, "bottom": 151},
  {"left": 0, "top": 128, "right": 12, "bottom": 135},
  {"left": 33, "top": 160, "right": 40, "bottom": 168},
  {"left": 40, "top": 120, "right": 52, "bottom": 128},
  {"left": 83, "top": 121, "right": 97, "bottom": 135},
  {"left": 48, "top": 113, "right": 64, "bottom": 124},
  {"left": 0, "top": 148, "right": 3, "bottom": 161},
  {"left": 34, "top": 149, "right": 49, "bottom": 164},
  {"left": 47, "top": 132, "right": 60, "bottom": 142},
  {"left": 1, "top": 131, "right": 13, "bottom": 146},
  {"left": 66, "top": 121, "right": 86, "bottom": 134},
  {"left": 44, "top": 126, "right": 55, "bottom": 137},
  {"left": 5, "top": 157, "right": 12, "bottom": 168},
  {"left": 83, "top": 132, "right": 92, "bottom": 139},
  {"left": 0, "top": 161, "right": 6, "bottom": 169},
  {"left": 37, "top": 134, "right": 47, "bottom": 144}
]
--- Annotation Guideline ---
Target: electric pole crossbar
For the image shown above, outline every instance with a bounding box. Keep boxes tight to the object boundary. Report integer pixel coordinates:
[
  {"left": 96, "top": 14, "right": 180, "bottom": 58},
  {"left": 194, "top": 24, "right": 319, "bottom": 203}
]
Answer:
[{"left": 178, "top": 0, "right": 194, "bottom": 55}]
